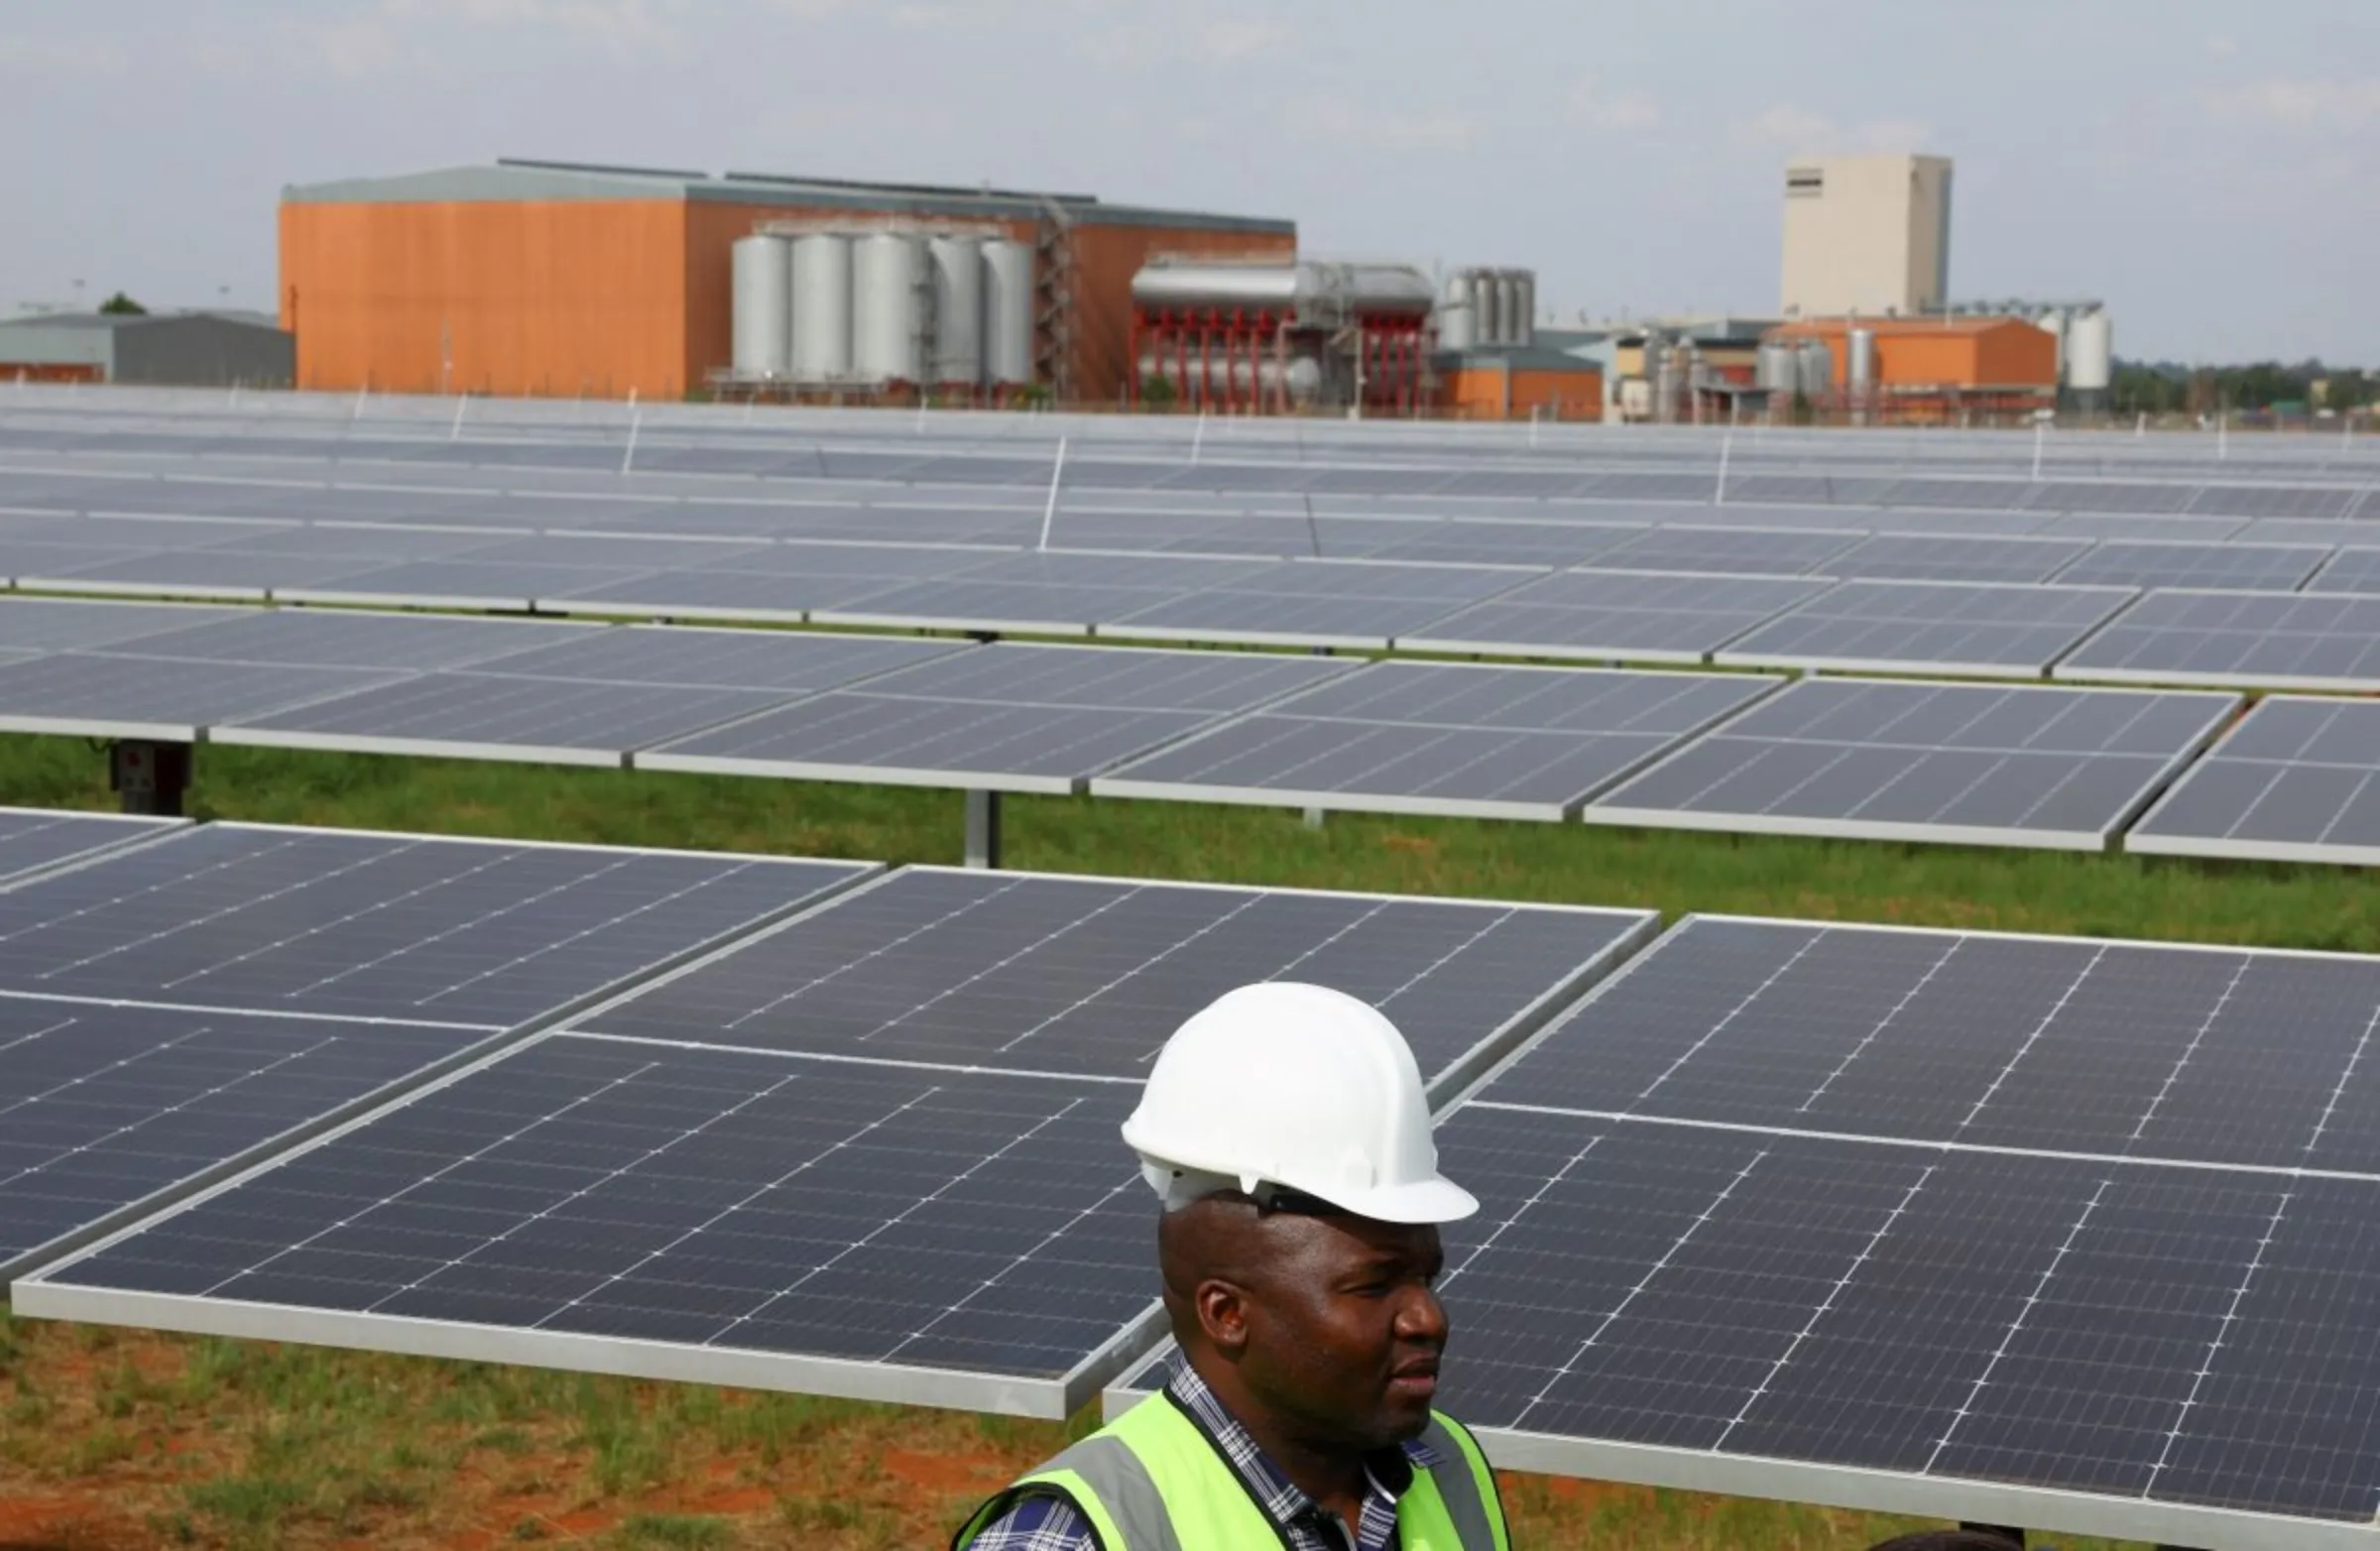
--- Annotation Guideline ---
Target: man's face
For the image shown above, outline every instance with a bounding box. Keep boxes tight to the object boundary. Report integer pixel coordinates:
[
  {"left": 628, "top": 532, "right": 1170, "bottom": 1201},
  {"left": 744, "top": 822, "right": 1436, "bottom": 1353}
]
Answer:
[{"left": 1232, "top": 1213, "right": 1449, "bottom": 1451}]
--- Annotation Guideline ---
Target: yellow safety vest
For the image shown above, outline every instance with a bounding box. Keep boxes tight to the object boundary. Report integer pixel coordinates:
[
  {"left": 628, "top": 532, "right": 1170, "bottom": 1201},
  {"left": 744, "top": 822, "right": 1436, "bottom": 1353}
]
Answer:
[{"left": 953, "top": 1391, "right": 1510, "bottom": 1551}]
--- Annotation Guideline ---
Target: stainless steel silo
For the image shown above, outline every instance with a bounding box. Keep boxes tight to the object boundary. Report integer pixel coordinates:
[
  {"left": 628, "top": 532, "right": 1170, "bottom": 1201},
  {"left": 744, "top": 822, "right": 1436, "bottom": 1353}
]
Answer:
[
  {"left": 980, "top": 238, "right": 1036, "bottom": 390},
  {"left": 790, "top": 233, "right": 853, "bottom": 382},
  {"left": 1472, "top": 272, "right": 1503, "bottom": 349},
  {"left": 1797, "top": 338, "right": 1835, "bottom": 397},
  {"left": 1755, "top": 340, "right": 1798, "bottom": 393},
  {"left": 1845, "top": 326, "right": 1876, "bottom": 393},
  {"left": 1508, "top": 271, "right": 1536, "bottom": 347},
  {"left": 1438, "top": 272, "right": 1477, "bottom": 352},
  {"left": 852, "top": 232, "right": 927, "bottom": 384},
  {"left": 731, "top": 235, "right": 792, "bottom": 381},
  {"left": 928, "top": 236, "right": 985, "bottom": 388}
]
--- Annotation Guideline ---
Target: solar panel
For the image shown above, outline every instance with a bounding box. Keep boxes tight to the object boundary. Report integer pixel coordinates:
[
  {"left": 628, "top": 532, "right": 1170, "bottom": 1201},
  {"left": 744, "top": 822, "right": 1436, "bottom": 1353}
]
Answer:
[
  {"left": 2188, "top": 484, "right": 2359, "bottom": 520},
  {"left": 2055, "top": 589, "right": 2380, "bottom": 691},
  {"left": 1094, "top": 662, "right": 1781, "bottom": 820},
  {"left": 2026, "top": 514, "right": 2248, "bottom": 542},
  {"left": 1400, "top": 570, "right": 1831, "bottom": 663},
  {"left": 1871, "top": 478, "right": 2031, "bottom": 511},
  {"left": 1340, "top": 522, "right": 1633, "bottom": 569},
  {"left": 108, "top": 607, "right": 597, "bottom": 670},
  {"left": 2050, "top": 540, "right": 2329, "bottom": 592},
  {"left": 1718, "top": 581, "right": 2135, "bottom": 678},
  {"left": 279, "top": 559, "right": 652, "bottom": 612},
  {"left": 0, "top": 653, "right": 406, "bottom": 741},
  {"left": 1427, "top": 914, "right": 2380, "bottom": 1540},
  {"left": 0, "top": 1000, "right": 491, "bottom": 1278},
  {"left": 0, "top": 806, "right": 184, "bottom": 883},
  {"left": 2128, "top": 695, "right": 2380, "bottom": 866},
  {"left": 2303, "top": 547, "right": 2380, "bottom": 595},
  {"left": 638, "top": 643, "right": 1351, "bottom": 793},
  {"left": 2022, "top": 480, "right": 2197, "bottom": 515},
  {"left": 27, "top": 547, "right": 378, "bottom": 601},
  {"left": 578, "top": 867, "right": 1657, "bottom": 1094},
  {"left": 0, "top": 823, "right": 873, "bottom": 1026},
  {"left": 1585, "top": 527, "right": 1863, "bottom": 577},
  {"left": 1100, "top": 560, "right": 1534, "bottom": 651},
  {"left": 22, "top": 868, "right": 1653, "bottom": 1415},
  {"left": 1826, "top": 535, "right": 2088, "bottom": 584},
  {"left": 0, "top": 596, "right": 246, "bottom": 652},
  {"left": 1585, "top": 677, "right": 2236, "bottom": 849}
]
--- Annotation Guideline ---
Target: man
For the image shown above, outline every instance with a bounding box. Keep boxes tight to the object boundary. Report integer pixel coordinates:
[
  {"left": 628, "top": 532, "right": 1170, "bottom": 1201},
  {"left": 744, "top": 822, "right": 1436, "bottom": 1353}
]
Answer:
[{"left": 954, "top": 982, "right": 1509, "bottom": 1551}]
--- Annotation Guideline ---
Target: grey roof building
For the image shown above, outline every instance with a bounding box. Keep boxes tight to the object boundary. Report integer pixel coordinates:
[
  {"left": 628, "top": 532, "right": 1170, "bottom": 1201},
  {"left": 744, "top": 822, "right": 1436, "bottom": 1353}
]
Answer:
[{"left": 0, "top": 312, "right": 295, "bottom": 387}]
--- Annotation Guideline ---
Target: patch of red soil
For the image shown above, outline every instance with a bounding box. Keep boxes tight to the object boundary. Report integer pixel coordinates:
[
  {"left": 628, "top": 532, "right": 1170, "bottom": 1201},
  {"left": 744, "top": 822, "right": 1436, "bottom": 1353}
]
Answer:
[
  {"left": 882, "top": 1445, "right": 1014, "bottom": 1498},
  {"left": 0, "top": 1493, "right": 147, "bottom": 1550}
]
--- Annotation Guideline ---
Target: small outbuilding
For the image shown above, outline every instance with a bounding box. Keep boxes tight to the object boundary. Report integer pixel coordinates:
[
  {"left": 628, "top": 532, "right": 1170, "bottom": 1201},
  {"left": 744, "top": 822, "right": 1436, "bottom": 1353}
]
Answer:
[{"left": 0, "top": 311, "right": 296, "bottom": 387}]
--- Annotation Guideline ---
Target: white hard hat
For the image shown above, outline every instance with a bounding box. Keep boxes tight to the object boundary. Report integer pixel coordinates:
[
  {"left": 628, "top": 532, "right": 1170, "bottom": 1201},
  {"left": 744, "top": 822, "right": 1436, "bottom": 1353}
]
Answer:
[{"left": 1121, "top": 982, "right": 1478, "bottom": 1225}]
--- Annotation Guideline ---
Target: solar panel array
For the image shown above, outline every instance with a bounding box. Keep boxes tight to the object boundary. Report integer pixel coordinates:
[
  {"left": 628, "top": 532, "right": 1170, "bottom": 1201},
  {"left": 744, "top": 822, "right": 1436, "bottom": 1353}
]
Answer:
[
  {"left": 1095, "top": 662, "right": 1782, "bottom": 821},
  {"left": 0, "top": 822, "right": 873, "bottom": 1277},
  {"left": 2130, "top": 695, "right": 2380, "bottom": 866},
  {"left": 22, "top": 866, "right": 1658, "bottom": 1415},
  {"left": 1584, "top": 678, "right": 2237, "bottom": 849}
]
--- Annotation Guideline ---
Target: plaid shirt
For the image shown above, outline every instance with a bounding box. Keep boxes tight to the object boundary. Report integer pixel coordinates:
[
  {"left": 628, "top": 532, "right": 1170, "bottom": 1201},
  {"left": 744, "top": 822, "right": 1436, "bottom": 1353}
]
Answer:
[{"left": 964, "top": 1361, "right": 1440, "bottom": 1551}]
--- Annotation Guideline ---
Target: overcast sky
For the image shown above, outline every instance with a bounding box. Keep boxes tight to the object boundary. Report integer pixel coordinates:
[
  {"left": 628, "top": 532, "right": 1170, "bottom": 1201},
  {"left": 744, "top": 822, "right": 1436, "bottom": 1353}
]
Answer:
[{"left": 2, "top": 0, "right": 2371, "bottom": 363}]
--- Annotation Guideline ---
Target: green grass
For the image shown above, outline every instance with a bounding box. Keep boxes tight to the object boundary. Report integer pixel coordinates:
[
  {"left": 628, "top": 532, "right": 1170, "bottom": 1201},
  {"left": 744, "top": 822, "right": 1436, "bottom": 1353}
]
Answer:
[{"left": 0, "top": 731, "right": 2316, "bottom": 1551}]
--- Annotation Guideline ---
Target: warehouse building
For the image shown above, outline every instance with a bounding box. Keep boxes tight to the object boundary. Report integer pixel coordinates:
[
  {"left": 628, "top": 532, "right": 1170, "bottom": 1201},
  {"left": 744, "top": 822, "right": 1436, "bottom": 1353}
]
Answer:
[
  {"left": 280, "top": 160, "right": 1294, "bottom": 404},
  {"left": 1766, "top": 315, "right": 2056, "bottom": 424},
  {"left": 0, "top": 311, "right": 294, "bottom": 387}
]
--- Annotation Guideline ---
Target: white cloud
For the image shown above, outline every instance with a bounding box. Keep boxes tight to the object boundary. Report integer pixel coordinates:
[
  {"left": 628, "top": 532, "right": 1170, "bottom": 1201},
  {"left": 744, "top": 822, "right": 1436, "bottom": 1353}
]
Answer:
[
  {"left": 1733, "top": 103, "right": 1934, "bottom": 155},
  {"left": 0, "top": 34, "right": 130, "bottom": 77},
  {"left": 1192, "top": 16, "right": 1296, "bottom": 63},
  {"left": 1294, "top": 97, "right": 1479, "bottom": 152},
  {"left": 2205, "top": 77, "right": 2380, "bottom": 131},
  {"left": 2205, "top": 34, "right": 2239, "bottom": 59},
  {"left": 1565, "top": 79, "right": 1660, "bottom": 131}
]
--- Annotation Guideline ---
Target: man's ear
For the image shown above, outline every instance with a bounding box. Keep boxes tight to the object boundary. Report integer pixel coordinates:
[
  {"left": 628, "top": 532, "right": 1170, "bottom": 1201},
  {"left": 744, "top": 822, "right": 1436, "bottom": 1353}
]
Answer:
[{"left": 1194, "top": 1276, "right": 1251, "bottom": 1356}]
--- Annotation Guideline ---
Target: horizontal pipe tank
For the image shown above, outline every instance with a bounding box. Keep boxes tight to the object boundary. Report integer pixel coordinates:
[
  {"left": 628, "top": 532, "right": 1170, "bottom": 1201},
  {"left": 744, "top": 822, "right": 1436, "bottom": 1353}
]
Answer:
[{"left": 1130, "top": 261, "right": 1435, "bottom": 318}]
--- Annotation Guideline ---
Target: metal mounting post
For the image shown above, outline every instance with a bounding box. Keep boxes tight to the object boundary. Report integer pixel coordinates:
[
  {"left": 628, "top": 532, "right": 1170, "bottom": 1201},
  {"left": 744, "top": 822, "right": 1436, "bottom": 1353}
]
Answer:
[
  {"left": 964, "top": 788, "right": 1004, "bottom": 870},
  {"left": 110, "top": 740, "right": 192, "bottom": 817}
]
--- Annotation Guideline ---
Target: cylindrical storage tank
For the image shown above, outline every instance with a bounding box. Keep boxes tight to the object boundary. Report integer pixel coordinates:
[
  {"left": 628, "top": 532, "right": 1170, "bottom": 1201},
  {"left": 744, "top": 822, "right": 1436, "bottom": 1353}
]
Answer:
[
  {"left": 1650, "top": 337, "right": 1679, "bottom": 423},
  {"left": 731, "top": 235, "right": 792, "bottom": 380},
  {"left": 1438, "top": 273, "right": 1477, "bottom": 352},
  {"left": 1797, "top": 338, "right": 1834, "bottom": 396},
  {"left": 2037, "top": 308, "right": 2070, "bottom": 385},
  {"left": 981, "top": 239, "right": 1035, "bottom": 388},
  {"left": 1472, "top": 272, "right": 1502, "bottom": 349},
  {"left": 790, "top": 234, "right": 853, "bottom": 381},
  {"left": 852, "top": 232, "right": 926, "bottom": 384},
  {"left": 1755, "top": 341, "right": 1798, "bottom": 393},
  {"left": 2066, "top": 310, "right": 2113, "bottom": 394},
  {"left": 1508, "top": 271, "right": 1536, "bottom": 347},
  {"left": 927, "top": 236, "right": 984, "bottom": 387},
  {"left": 1845, "top": 326, "right": 1876, "bottom": 392}
]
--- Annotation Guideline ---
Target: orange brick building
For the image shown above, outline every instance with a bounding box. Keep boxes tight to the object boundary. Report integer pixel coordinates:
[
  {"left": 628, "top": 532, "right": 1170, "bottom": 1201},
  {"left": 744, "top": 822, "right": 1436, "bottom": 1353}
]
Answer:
[
  {"left": 279, "top": 160, "right": 1294, "bottom": 403},
  {"left": 1436, "top": 348, "right": 1605, "bottom": 421},
  {"left": 1766, "top": 315, "right": 2056, "bottom": 422}
]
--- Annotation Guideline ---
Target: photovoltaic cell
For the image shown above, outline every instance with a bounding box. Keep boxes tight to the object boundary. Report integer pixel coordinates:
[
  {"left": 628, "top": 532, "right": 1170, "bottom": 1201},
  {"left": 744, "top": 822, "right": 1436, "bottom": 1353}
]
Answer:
[
  {"left": 1400, "top": 570, "right": 1830, "bottom": 663},
  {"left": 22, "top": 868, "right": 1652, "bottom": 1415},
  {"left": 0, "top": 824, "right": 872, "bottom": 1026},
  {"left": 1096, "top": 662, "right": 1780, "bottom": 821},
  {"left": 0, "top": 1000, "right": 489, "bottom": 1276},
  {"left": 1101, "top": 560, "right": 1531, "bottom": 650},
  {"left": 0, "top": 596, "right": 245, "bottom": 653},
  {"left": 0, "top": 653, "right": 406, "bottom": 741},
  {"left": 107, "top": 608, "right": 598, "bottom": 671},
  {"left": 2129, "top": 695, "right": 2380, "bottom": 866},
  {"left": 2188, "top": 485, "right": 2360, "bottom": 521},
  {"left": 2303, "top": 547, "right": 2380, "bottom": 595},
  {"left": 1584, "top": 526, "right": 1863, "bottom": 577},
  {"left": 1719, "top": 581, "right": 2134, "bottom": 677},
  {"left": 1824, "top": 535, "right": 2088, "bottom": 584},
  {"left": 1584, "top": 677, "right": 2235, "bottom": 849},
  {"left": 579, "top": 866, "right": 1657, "bottom": 1094},
  {"left": 2054, "top": 590, "right": 2380, "bottom": 690},
  {"left": 2050, "top": 540, "right": 2329, "bottom": 593},
  {"left": 637, "top": 643, "right": 1350, "bottom": 792},
  {"left": 0, "top": 806, "right": 184, "bottom": 884}
]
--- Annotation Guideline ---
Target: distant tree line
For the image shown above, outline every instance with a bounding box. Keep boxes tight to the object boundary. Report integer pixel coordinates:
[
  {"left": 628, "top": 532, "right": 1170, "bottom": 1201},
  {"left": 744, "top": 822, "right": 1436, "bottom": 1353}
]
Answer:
[{"left": 2111, "top": 359, "right": 2370, "bottom": 417}]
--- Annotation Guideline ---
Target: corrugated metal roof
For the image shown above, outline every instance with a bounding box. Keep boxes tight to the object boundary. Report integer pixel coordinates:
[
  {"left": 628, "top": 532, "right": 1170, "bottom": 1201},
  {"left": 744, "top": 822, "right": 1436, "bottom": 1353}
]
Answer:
[
  {"left": 284, "top": 162, "right": 1292, "bottom": 236},
  {"left": 0, "top": 311, "right": 287, "bottom": 335}
]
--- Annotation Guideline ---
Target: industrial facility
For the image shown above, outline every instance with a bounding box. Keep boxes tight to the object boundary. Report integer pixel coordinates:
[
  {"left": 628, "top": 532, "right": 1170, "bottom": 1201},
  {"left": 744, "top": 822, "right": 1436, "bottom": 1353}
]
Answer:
[
  {"left": 0, "top": 311, "right": 294, "bottom": 388},
  {"left": 279, "top": 160, "right": 1293, "bottom": 404},
  {"left": 264, "top": 146, "right": 2120, "bottom": 425}
]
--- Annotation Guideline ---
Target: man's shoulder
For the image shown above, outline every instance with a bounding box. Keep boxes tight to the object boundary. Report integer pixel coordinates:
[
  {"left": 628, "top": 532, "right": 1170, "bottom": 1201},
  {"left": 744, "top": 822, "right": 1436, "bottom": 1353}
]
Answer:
[{"left": 960, "top": 1487, "right": 1100, "bottom": 1551}]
